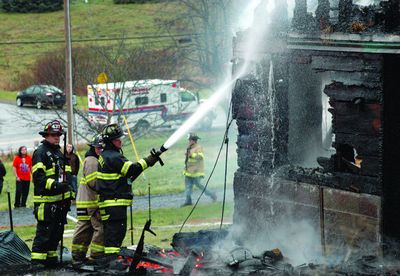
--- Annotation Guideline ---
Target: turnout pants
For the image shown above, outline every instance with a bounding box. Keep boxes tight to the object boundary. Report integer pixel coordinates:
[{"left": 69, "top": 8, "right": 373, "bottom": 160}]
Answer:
[
  {"left": 15, "top": 180, "right": 30, "bottom": 207},
  {"left": 100, "top": 206, "right": 127, "bottom": 256},
  {"left": 184, "top": 176, "right": 215, "bottom": 204},
  {"left": 31, "top": 200, "right": 70, "bottom": 264},
  {"left": 72, "top": 208, "right": 104, "bottom": 261}
]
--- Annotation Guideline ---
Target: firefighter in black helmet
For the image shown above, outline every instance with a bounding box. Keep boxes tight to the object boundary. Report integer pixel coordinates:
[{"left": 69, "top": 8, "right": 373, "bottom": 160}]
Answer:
[
  {"left": 31, "top": 120, "right": 73, "bottom": 268},
  {"left": 97, "top": 123, "right": 159, "bottom": 270}
]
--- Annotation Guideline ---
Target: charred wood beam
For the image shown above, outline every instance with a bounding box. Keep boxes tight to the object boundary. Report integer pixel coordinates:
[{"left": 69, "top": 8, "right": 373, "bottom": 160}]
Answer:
[
  {"left": 383, "top": 0, "right": 400, "bottom": 32},
  {"left": 293, "top": 0, "right": 307, "bottom": 24},
  {"left": 324, "top": 82, "right": 382, "bottom": 103},
  {"left": 312, "top": 55, "right": 383, "bottom": 73},
  {"left": 334, "top": 133, "right": 381, "bottom": 157},
  {"left": 179, "top": 251, "right": 197, "bottom": 276},
  {"left": 236, "top": 119, "right": 273, "bottom": 136},
  {"left": 316, "top": 0, "right": 331, "bottom": 31},
  {"left": 333, "top": 116, "right": 381, "bottom": 136},
  {"left": 338, "top": 0, "right": 353, "bottom": 32},
  {"left": 331, "top": 102, "right": 382, "bottom": 136},
  {"left": 237, "top": 133, "right": 273, "bottom": 152},
  {"left": 327, "top": 71, "right": 382, "bottom": 88},
  {"left": 232, "top": 79, "right": 263, "bottom": 120},
  {"left": 236, "top": 148, "right": 279, "bottom": 175},
  {"left": 292, "top": 0, "right": 315, "bottom": 32},
  {"left": 172, "top": 230, "right": 229, "bottom": 257},
  {"left": 284, "top": 167, "right": 381, "bottom": 195}
]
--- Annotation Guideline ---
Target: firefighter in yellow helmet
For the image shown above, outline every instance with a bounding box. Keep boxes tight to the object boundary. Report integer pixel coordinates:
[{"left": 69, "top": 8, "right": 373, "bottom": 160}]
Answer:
[
  {"left": 31, "top": 120, "right": 73, "bottom": 268},
  {"left": 71, "top": 134, "right": 104, "bottom": 267},
  {"left": 97, "top": 124, "right": 159, "bottom": 270}
]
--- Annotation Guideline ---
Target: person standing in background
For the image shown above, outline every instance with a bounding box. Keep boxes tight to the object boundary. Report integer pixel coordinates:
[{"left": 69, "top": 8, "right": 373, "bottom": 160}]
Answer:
[
  {"left": 13, "top": 146, "right": 32, "bottom": 208},
  {"left": 182, "top": 133, "right": 216, "bottom": 206},
  {"left": 0, "top": 158, "right": 6, "bottom": 194},
  {"left": 66, "top": 143, "right": 80, "bottom": 197}
]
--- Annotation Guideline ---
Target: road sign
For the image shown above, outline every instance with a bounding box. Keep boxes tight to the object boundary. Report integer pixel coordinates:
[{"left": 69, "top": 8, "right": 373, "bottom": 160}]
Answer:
[{"left": 97, "top": 72, "right": 108, "bottom": 84}]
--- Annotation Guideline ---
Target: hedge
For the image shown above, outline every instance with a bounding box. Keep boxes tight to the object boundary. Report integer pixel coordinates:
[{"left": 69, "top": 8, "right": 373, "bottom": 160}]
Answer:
[{"left": 1, "top": 0, "right": 63, "bottom": 13}]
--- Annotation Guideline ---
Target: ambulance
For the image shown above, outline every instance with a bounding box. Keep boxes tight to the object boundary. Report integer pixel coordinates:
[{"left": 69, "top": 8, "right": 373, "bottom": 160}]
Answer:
[{"left": 87, "top": 79, "right": 213, "bottom": 131}]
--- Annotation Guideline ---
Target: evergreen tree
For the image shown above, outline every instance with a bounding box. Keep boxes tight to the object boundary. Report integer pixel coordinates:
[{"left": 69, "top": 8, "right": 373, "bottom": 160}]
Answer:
[{"left": 1, "top": 0, "right": 63, "bottom": 13}]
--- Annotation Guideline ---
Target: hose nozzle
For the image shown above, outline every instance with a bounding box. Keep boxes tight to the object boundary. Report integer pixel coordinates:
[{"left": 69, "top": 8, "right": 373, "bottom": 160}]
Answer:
[{"left": 150, "top": 145, "right": 168, "bottom": 166}]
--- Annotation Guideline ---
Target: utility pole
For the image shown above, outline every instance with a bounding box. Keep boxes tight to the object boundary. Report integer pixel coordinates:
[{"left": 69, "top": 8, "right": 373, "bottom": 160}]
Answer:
[{"left": 64, "top": 0, "right": 74, "bottom": 144}]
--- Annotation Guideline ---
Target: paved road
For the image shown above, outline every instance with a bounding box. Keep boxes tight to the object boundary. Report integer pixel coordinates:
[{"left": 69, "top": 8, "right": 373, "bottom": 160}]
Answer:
[
  {"left": 0, "top": 102, "right": 84, "bottom": 152},
  {"left": 0, "top": 102, "right": 230, "bottom": 153},
  {"left": 0, "top": 103, "right": 45, "bottom": 152},
  {"left": 0, "top": 188, "right": 234, "bottom": 228}
]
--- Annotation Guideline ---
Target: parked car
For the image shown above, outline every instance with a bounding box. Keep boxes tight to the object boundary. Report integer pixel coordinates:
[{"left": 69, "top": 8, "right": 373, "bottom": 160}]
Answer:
[{"left": 16, "top": 85, "right": 66, "bottom": 109}]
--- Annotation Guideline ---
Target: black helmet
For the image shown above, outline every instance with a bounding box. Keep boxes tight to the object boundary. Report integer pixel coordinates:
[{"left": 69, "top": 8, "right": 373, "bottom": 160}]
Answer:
[
  {"left": 102, "top": 124, "right": 124, "bottom": 142},
  {"left": 188, "top": 133, "right": 200, "bottom": 141},
  {"left": 88, "top": 133, "right": 103, "bottom": 148},
  {"left": 39, "top": 120, "right": 64, "bottom": 137}
]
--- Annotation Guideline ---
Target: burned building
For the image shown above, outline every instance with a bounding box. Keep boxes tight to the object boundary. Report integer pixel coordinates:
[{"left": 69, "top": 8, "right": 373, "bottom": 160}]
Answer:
[{"left": 232, "top": 0, "right": 400, "bottom": 258}]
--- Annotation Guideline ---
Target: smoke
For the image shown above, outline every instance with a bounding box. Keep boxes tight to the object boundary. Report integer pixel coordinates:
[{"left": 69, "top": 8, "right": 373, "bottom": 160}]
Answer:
[
  {"left": 224, "top": 220, "right": 323, "bottom": 266},
  {"left": 212, "top": 192, "right": 324, "bottom": 266},
  {"left": 212, "top": 194, "right": 390, "bottom": 269}
]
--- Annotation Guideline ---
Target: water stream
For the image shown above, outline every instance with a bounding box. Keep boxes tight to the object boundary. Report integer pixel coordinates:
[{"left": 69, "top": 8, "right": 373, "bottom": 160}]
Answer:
[{"left": 162, "top": 0, "right": 275, "bottom": 150}]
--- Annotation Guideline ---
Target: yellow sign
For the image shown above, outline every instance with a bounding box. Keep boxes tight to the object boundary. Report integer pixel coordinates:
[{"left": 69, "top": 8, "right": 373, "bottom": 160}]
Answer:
[{"left": 97, "top": 72, "right": 108, "bottom": 84}]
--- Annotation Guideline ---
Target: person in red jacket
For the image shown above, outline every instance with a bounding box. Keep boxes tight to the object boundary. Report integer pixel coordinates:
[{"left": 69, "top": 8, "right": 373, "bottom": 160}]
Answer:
[{"left": 13, "top": 146, "right": 32, "bottom": 208}]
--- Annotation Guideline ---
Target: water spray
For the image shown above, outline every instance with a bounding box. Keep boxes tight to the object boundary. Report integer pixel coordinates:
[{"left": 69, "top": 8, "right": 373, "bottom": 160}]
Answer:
[{"left": 157, "top": 0, "right": 274, "bottom": 153}]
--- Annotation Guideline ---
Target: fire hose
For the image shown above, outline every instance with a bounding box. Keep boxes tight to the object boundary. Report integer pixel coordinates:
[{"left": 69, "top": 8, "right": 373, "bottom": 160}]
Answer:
[
  {"left": 122, "top": 116, "right": 166, "bottom": 245},
  {"left": 60, "top": 130, "right": 67, "bottom": 265},
  {"left": 6, "top": 181, "right": 13, "bottom": 232}
]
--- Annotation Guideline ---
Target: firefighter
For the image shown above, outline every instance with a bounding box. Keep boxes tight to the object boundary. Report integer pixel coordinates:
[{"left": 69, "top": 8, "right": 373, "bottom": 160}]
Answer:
[
  {"left": 31, "top": 120, "right": 73, "bottom": 268},
  {"left": 97, "top": 123, "right": 159, "bottom": 270},
  {"left": 182, "top": 133, "right": 216, "bottom": 206},
  {"left": 71, "top": 134, "right": 104, "bottom": 266}
]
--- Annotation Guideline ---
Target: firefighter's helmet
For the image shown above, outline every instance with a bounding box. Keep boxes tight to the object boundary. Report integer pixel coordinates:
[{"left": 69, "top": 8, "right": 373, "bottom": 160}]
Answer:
[
  {"left": 39, "top": 120, "right": 64, "bottom": 137},
  {"left": 88, "top": 133, "right": 103, "bottom": 148},
  {"left": 188, "top": 133, "right": 200, "bottom": 141},
  {"left": 102, "top": 123, "right": 124, "bottom": 142}
]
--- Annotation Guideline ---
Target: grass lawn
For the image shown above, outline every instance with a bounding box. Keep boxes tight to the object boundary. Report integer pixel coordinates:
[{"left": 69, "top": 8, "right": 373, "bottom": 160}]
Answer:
[
  {"left": 5, "top": 202, "right": 233, "bottom": 250},
  {"left": 0, "top": 90, "right": 18, "bottom": 104},
  {"left": 0, "top": 0, "right": 182, "bottom": 90}
]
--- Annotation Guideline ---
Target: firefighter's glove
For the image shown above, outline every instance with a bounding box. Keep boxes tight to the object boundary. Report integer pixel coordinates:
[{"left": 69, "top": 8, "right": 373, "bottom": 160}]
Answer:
[
  {"left": 58, "top": 182, "right": 71, "bottom": 193},
  {"left": 144, "top": 154, "right": 159, "bottom": 167}
]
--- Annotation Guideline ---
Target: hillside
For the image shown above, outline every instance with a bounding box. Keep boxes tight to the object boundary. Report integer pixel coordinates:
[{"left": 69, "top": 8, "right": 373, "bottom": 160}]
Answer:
[{"left": 0, "top": 0, "right": 181, "bottom": 91}]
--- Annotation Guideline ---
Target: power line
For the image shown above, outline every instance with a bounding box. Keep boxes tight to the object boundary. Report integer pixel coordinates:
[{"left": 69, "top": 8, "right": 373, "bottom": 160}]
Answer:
[
  {"left": 0, "top": 38, "right": 186, "bottom": 59},
  {"left": 0, "top": 33, "right": 201, "bottom": 46}
]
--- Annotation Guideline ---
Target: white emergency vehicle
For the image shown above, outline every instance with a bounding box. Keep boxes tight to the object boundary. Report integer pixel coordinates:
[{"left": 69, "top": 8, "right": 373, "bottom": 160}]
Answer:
[{"left": 87, "top": 79, "right": 213, "bottom": 130}]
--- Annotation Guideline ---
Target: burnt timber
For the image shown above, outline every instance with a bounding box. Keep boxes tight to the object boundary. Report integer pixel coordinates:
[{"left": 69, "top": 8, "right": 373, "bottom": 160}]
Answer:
[{"left": 232, "top": 0, "right": 400, "bottom": 257}]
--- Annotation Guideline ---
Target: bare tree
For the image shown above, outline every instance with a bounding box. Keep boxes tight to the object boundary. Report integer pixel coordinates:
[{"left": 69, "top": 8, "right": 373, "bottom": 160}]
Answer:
[
  {"left": 156, "top": 0, "right": 236, "bottom": 89},
  {"left": 82, "top": 39, "right": 187, "bottom": 135},
  {"left": 16, "top": 38, "right": 203, "bottom": 141}
]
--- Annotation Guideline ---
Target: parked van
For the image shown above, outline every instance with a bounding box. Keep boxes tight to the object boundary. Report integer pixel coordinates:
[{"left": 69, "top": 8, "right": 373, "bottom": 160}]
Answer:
[{"left": 87, "top": 79, "right": 213, "bottom": 131}]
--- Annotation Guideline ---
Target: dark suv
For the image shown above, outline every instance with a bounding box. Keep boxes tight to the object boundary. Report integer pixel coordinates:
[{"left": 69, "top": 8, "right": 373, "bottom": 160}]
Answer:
[{"left": 16, "top": 85, "right": 66, "bottom": 109}]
